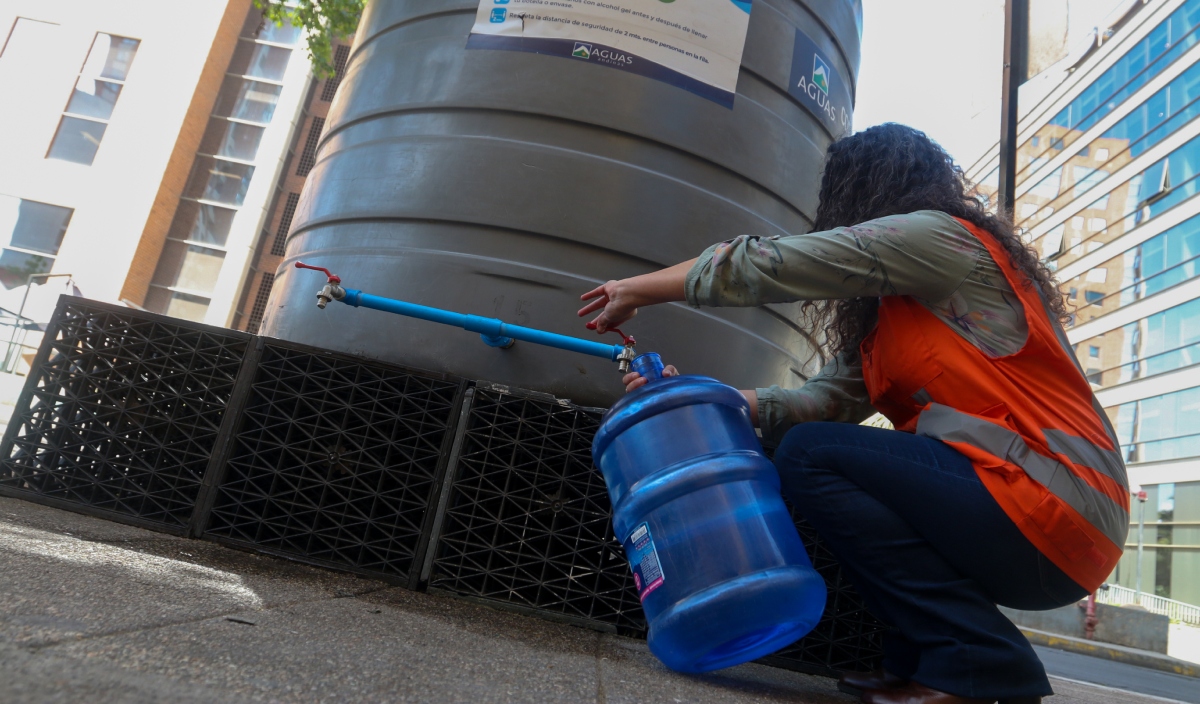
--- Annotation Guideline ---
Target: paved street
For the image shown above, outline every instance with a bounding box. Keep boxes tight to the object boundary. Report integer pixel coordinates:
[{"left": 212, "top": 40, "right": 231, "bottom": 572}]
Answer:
[
  {"left": 1036, "top": 646, "right": 1200, "bottom": 703},
  {"left": 0, "top": 497, "right": 1185, "bottom": 704}
]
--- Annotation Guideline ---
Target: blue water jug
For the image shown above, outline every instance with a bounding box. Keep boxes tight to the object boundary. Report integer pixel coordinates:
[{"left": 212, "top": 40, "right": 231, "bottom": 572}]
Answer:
[{"left": 592, "top": 353, "right": 827, "bottom": 673}]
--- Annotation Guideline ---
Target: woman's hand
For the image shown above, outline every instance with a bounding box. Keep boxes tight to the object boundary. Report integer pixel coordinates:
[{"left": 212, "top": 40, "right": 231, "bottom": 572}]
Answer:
[
  {"left": 578, "top": 280, "right": 641, "bottom": 333},
  {"left": 578, "top": 258, "right": 698, "bottom": 333},
  {"left": 740, "top": 389, "right": 759, "bottom": 427},
  {"left": 622, "top": 365, "right": 678, "bottom": 392}
]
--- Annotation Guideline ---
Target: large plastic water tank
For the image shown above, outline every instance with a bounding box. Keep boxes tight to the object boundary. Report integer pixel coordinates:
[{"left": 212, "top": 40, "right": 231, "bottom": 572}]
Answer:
[{"left": 261, "top": 0, "right": 863, "bottom": 406}]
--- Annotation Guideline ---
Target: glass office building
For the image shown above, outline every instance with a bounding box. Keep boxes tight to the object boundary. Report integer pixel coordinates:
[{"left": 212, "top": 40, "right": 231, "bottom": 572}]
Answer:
[{"left": 969, "top": 0, "right": 1200, "bottom": 605}]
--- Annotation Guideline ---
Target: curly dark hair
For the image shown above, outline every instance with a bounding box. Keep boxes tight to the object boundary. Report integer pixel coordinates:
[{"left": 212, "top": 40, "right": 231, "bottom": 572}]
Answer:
[{"left": 806, "top": 123, "right": 1067, "bottom": 363}]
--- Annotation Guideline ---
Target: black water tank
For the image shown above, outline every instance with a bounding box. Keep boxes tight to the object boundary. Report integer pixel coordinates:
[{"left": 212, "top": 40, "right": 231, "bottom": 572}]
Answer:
[{"left": 261, "top": 0, "right": 862, "bottom": 405}]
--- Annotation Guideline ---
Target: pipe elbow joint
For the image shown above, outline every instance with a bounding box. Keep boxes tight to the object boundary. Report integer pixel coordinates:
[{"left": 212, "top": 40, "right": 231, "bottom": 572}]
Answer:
[
  {"left": 463, "top": 314, "right": 504, "bottom": 337},
  {"left": 481, "top": 333, "right": 516, "bottom": 349}
]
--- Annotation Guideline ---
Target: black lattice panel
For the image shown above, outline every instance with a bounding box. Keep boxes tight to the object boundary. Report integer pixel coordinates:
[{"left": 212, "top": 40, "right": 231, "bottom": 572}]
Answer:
[
  {"left": 428, "top": 387, "right": 645, "bottom": 636},
  {"left": 0, "top": 300, "right": 250, "bottom": 531},
  {"left": 203, "top": 343, "right": 464, "bottom": 587}
]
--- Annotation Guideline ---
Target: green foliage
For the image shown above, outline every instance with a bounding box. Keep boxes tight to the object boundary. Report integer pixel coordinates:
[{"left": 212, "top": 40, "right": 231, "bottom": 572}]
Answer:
[{"left": 254, "top": 0, "right": 364, "bottom": 77}]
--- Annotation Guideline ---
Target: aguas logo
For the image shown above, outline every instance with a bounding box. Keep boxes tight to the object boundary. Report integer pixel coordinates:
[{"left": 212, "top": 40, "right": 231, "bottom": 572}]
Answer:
[
  {"left": 812, "top": 53, "right": 830, "bottom": 94},
  {"left": 571, "top": 42, "right": 634, "bottom": 67}
]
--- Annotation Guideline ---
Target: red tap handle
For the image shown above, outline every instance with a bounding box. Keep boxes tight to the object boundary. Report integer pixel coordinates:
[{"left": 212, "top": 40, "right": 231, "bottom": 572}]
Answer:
[
  {"left": 295, "top": 261, "right": 341, "bottom": 284},
  {"left": 586, "top": 322, "right": 635, "bottom": 347}
]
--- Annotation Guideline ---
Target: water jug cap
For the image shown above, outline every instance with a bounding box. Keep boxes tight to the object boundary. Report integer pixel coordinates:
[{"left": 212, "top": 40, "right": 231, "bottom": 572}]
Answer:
[{"left": 631, "top": 352, "right": 665, "bottom": 381}]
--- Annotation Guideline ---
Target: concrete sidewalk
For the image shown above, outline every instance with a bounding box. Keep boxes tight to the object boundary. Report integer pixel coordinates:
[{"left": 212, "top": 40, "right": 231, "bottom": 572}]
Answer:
[
  {"left": 0, "top": 497, "right": 1177, "bottom": 703},
  {"left": 1022, "top": 627, "right": 1200, "bottom": 677}
]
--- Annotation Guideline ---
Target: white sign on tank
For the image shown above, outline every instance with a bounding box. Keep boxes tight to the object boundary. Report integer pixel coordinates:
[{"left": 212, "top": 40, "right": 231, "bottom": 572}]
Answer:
[{"left": 467, "top": 0, "right": 753, "bottom": 107}]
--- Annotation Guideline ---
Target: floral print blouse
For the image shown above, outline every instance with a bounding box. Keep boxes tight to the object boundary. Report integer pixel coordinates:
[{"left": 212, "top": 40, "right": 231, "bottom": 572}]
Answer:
[{"left": 683, "top": 210, "right": 1030, "bottom": 445}]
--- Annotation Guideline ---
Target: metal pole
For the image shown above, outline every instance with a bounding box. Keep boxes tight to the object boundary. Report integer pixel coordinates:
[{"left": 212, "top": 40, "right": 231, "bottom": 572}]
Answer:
[
  {"left": 4, "top": 273, "right": 74, "bottom": 373},
  {"left": 999, "top": 0, "right": 1028, "bottom": 219},
  {"left": 1136, "top": 490, "right": 1147, "bottom": 601}
]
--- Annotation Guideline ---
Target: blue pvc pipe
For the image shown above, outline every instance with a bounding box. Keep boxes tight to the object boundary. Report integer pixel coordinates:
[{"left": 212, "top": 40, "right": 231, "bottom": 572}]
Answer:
[{"left": 340, "top": 289, "right": 624, "bottom": 361}]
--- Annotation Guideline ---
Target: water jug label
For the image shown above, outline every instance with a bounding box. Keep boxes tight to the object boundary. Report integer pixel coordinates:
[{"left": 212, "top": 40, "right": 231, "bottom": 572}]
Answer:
[{"left": 624, "top": 522, "right": 664, "bottom": 601}]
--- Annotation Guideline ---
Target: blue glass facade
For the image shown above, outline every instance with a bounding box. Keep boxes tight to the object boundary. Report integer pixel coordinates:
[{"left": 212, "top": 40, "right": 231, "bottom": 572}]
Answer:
[
  {"left": 975, "top": 1, "right": 1200, "bottom": 602},
  {"left": 1114, "top": 386, "right": 1200, "bottom": 463},
  {"left": 1063, "top": 211, "right": 1200, "bottom": 325},
  {"left": 1019, "top": 0, "right": 1200, "bottom": 179},
  {"left": 1077, "top": 298, "right": 1200, "bottom": 385}
]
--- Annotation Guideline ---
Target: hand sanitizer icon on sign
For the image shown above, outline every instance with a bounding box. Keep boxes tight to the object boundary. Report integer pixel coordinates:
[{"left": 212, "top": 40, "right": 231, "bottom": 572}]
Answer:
[{"left": 490, "top": 7, "right": 507, "bottom": 22}]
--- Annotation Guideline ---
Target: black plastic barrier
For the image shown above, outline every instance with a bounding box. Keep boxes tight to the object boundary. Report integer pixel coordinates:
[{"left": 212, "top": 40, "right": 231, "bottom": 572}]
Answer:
[
  {"left": 423, "top": 384, "right": 647, "bottom": 636},
  {"left": 198, "top": 340, "right": 466, "bottom": 589},
  {"left": 0, "top": 298, "right": 883, "bottom": 676},
  {"left": 0, "top": 299, "right": 251, "bottom": 532}
]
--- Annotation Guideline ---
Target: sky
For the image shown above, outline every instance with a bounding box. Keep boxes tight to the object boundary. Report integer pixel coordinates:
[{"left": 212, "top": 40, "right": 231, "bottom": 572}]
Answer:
[{"left": 852, "top": 0, "right": 1129, "bottom": 170}]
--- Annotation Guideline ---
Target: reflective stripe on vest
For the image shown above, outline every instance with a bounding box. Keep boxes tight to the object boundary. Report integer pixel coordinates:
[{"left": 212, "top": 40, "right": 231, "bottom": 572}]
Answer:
[{"left": 915, "top": 402, "right": 1128, "bottom": 549}]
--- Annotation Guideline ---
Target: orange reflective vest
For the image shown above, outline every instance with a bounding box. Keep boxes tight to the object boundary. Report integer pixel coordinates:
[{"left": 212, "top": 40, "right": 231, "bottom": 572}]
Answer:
[{"left": 860, "top": 217, "right": 1129, "bottom": 591}]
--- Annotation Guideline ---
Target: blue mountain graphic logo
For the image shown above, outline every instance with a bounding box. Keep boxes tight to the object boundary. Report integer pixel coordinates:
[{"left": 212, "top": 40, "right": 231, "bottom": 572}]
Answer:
[{"left": 812, "top": 54, "right": 830, "bottom": 94}]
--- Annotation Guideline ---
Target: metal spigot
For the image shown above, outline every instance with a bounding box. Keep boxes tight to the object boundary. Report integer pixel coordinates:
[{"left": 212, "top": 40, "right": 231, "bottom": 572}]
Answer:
[
  {"left": 586, "top": 322, "right": 638, "bottom": 374},
  {"left": 316, "top": 283, "right": 345, "bottom": 309},
  {"left": 617, "top": 344, "right": 637, "bottom": 374},
  {"left": 296, "top": 262, "right": 345, "bottom": 309}
]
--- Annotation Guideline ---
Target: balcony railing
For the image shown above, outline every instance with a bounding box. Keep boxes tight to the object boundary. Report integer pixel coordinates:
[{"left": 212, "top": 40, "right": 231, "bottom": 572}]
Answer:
[{"left": 1097, "top": 583, "right": 1200, "bottom": 625}]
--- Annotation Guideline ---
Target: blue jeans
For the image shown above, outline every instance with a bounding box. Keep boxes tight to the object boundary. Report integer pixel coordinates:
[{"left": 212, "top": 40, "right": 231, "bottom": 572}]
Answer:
[{"left": 773, "top": 422, "right": 1088, "bottom": 700}]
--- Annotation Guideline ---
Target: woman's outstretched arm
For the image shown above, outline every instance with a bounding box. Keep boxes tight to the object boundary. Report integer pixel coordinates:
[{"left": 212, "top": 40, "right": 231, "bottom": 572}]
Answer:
[
  {"left": 578, "top": 258, "right": 696, "bottom": 332},
  {"left": 581, "top": 211, "right": 979, "bottom": 332}
]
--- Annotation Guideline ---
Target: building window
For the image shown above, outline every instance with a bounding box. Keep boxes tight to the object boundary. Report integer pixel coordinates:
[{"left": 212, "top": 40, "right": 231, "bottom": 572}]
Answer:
[
  {"left": 1077, "top": 299, "right": 1200, "bottom": 388},
  {"left": 1019, "top": 56, "right": 1200, "bottom": 228},
  {"left": 214, "top": 77, "right": 283, "bottom": 123},
  {"left": 1113, "top": 386, "right": 1200, "bottom": 464},
  {"left": 1038, "top": 224, "right": 1066, "bottom": 260},
  {"left": 199, "top": 119, "right": 265, "bottom": 162},
  {"left": 1049, "top": 133, "right": 1200, "bottom": 271},
  {"left": 243, "top": 10, "right": 302, "bottom": 46},
  {"left": 1019, "top": 0, "right": 1200, "bottom": 180},
  {"left": 0, "top": 194, "right": 73, "bottom": 289},
  {"left": 47, "top": 33, "right": 140, "bottom": 165},
  {"left": 183, "top": 156, "right": 255, "bottom": 206},
  {"left": 1066, "top": 209, "right": 1200, "bottom": 327},
  {"left": 228, "top": 41, "right": 292, "bottom": 82},
  {"left": 144, "top": 6, "right": 296, "bottom": 323}
]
